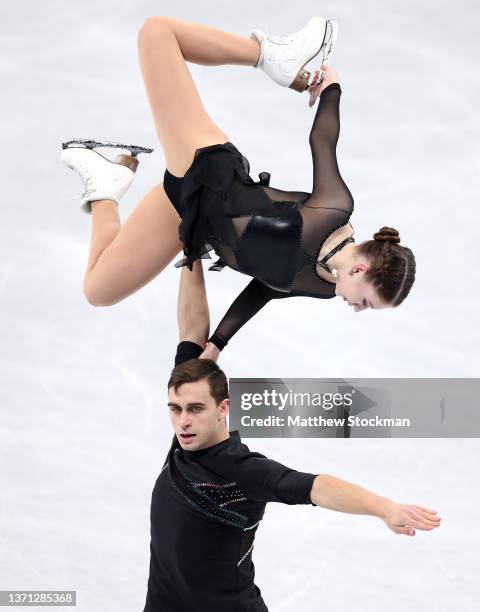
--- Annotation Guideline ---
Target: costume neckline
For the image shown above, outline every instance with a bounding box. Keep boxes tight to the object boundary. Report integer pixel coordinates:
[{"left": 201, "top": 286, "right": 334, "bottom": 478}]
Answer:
[
  {"left": 181, "top": 430, "right": 240, "bottom": 456},
  {"left": 310, "top": 220, "right": 355, "bottom": 286},
  {"left": 316, "top": 236, "right": 356, "bottom": 273}
]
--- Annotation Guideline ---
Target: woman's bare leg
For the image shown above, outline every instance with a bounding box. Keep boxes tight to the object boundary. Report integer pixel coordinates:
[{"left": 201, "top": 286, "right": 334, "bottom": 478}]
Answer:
[
  {"left": 137, "top": 16, "right": 260, "bottom": 174},
  {"left": 83, "top": 18, "right": 260, "bottom": 306},
  {"left": 155, "top": 16, "right": 260, "bottom": 67},
  {"left": 84, "top": 185, "right": 183, "bottom": 306}
]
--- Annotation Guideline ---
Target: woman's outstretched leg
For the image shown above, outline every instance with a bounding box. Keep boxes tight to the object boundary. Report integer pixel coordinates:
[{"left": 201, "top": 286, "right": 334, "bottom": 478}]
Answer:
[
  {"left": 150, "top": 16, "right": 260, "bottom": 66},
  {"left": 137, "top": 16, "right": 260, "bottom": 174},
  {"left": 82, "top": 18, "right": 260, "bottom": 306}
]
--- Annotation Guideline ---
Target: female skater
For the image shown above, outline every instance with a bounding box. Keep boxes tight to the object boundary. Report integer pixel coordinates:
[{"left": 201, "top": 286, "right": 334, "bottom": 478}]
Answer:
[{"left": 61, "top": 16, "right": 416, "bottom": 360}]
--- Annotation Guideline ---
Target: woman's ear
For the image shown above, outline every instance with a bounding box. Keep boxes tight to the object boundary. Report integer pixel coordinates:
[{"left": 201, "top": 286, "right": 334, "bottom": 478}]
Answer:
[{"left": 351, "top": 263, "right": 368, "bottom": 274}]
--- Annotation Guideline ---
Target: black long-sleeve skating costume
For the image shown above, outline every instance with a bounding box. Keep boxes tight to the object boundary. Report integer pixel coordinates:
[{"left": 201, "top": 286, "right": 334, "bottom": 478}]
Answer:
[{"left": 164, "top": 83, "right": 354, "bottom": 350}]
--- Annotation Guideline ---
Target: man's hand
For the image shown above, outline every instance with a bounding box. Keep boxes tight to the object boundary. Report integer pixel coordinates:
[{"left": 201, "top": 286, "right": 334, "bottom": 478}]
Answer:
[
  {"left": 199, "top": 341, "right": 220, "bottom": 362},
  {"left": 308, "top": 65, "right": 340, "bottom": 107},
  {"left": 380, "top": 500, "right": 442, "bottom": 536},
  {"left": 310, "top": 475, "right": 442, "bottom": 536}
]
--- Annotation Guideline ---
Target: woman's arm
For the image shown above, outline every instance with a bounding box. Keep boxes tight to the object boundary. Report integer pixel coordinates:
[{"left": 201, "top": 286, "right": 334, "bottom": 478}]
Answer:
[
  {"left": 306, "top": 66, "right": 354, "bottom": 213},
  {"left": 199, "top": 278, "right": 291, "bottom": 357},
  {"left": 310, "top": 475, "right": 442, "bottom": 536}
]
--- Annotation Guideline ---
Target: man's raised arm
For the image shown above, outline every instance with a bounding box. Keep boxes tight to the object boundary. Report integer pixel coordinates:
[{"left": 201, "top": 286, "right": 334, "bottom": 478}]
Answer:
[
  {"left": 173, "top": 260, "right": 212, "bottom": 367},
  {"left": 177, "top": 259, "right": 210, "bottom": 347}
]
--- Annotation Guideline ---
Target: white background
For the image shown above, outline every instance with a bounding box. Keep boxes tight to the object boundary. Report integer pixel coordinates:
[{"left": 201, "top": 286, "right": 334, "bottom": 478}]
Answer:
[{"left": 1, "top": 1, "right": 479, "bottom": 610}]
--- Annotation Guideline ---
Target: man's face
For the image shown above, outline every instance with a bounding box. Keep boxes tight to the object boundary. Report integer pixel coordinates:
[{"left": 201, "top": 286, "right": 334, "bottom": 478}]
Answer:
[{"left": 168, "top": 379, "right": 229, "bottom": 451}]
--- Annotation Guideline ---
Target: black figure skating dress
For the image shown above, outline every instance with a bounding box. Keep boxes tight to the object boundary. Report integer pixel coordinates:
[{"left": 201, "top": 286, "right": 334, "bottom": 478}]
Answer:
[{"left": 163, "top": 83, "right": 354, "bottom": 350}]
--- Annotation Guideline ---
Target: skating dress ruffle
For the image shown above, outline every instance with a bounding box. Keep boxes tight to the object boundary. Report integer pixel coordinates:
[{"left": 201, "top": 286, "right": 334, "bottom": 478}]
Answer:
[{"left": 173, "top": 142, "right": 272, "bottom": 272}]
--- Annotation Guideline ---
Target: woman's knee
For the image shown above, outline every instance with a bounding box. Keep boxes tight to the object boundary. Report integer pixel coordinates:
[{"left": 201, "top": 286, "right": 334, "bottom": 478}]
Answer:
[
  {"left": 138, "top": 16, "right": 174, "bottom": 45},
  {"left": 83, "top": 277, "right": 119, "bottom": 308}
]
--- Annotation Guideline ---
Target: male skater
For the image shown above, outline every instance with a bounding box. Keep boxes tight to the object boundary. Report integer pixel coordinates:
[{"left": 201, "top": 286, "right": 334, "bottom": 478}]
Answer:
[{"left": 143, "top": 260, "right": 441, "bottom": 612}]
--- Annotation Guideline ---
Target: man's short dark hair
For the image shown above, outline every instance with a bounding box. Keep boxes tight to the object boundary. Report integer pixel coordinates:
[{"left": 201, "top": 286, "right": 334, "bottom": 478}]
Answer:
[{"left": 168, "top": 359, "right": 229, "bottom": 405}]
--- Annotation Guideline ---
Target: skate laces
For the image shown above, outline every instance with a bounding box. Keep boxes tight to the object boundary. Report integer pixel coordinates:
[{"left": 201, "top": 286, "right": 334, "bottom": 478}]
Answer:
[
  {"left": 266, "top": 34, "right": 289, "bottom": 45},
  {"left": 70, "top": 162, "right": 94, "bottom": 200}
]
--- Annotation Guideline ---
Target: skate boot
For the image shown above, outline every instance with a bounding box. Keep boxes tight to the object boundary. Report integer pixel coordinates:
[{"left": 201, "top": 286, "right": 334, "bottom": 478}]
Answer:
[
  {"left": 61, "top": 139, "right": 153, "bottom": 213},
  {"left": 250, "top": 16, "right": 338, "bottom": 92}
]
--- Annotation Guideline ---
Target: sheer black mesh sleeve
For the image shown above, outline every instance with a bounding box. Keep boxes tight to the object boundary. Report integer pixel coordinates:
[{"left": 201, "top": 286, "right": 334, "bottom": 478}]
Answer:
[
  {"left": 282, "top": 82, "right": 354, "bottom": 298},
  {"left": 208, "top": 279, "right": 291, "bottom": 351},
  {"left": 307, "top": 82, "right": 352, "bottom": 207}
]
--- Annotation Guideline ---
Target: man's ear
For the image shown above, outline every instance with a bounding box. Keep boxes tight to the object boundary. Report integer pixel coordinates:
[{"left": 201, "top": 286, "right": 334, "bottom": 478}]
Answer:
[{"left": 218, "top": 398, "right": 230, "bottom": 420}]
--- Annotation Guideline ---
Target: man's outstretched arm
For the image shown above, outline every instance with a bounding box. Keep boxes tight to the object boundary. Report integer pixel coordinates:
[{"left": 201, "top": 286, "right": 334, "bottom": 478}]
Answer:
[
  {"left": 177, "top": 259, "right": 210, "bottom": 347},
  {"left": 310, "top": 475, "right": 442, "bottom": 537}
]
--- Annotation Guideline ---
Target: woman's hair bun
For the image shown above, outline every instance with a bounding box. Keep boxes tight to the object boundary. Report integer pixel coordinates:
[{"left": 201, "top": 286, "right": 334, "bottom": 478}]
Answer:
[{"left": 373, "top": 227, "right": 400, "bottom": 244}]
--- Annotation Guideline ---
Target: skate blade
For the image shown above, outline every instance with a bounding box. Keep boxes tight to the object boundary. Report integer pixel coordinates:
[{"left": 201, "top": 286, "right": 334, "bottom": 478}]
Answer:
[
  {"left": 306, "top": 19, "right": 338, "bottom": 72},
  {"left": 61, "top": 139, "right": 154, "bottom": 157},
  {"left": 321, "top": 19, "right": 338, "bottom": 66}
]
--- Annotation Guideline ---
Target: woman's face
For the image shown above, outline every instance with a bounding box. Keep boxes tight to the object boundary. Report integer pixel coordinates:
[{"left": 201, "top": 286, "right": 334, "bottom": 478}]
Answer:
[{"left": 334, "top": 264, "right": 391, "bottom": 312}]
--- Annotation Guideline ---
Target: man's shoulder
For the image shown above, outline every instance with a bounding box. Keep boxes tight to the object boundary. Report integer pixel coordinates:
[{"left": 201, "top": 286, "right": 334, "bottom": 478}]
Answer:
[
  {"left": 224, "top": 431, "right": 265, "bottom": 457},
  {"left": 222, "top": 436, "right": 268, "bottom": 474}
]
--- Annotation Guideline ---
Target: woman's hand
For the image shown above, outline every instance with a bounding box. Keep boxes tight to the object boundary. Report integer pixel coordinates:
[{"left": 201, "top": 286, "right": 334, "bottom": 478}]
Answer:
[
  {"left": 199, "top": 341, "right": 221, "bottom": 362},
  {"left": 380, "top": 500, "right": 442, "bottom": 536},
  {"left": 308, "top": 65, "right": 340, "bottom": 107}
]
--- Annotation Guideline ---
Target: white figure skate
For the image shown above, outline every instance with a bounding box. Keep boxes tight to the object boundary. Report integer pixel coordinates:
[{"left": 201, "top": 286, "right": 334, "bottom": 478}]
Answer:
[
  {"left": 61, "top": 139, "right": 153, "bottom": 214},
  {"left": 250, "top": 16, "right": 338, "bottom": 92}
]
